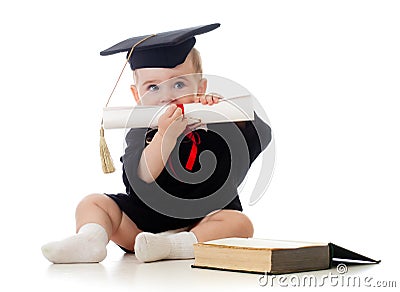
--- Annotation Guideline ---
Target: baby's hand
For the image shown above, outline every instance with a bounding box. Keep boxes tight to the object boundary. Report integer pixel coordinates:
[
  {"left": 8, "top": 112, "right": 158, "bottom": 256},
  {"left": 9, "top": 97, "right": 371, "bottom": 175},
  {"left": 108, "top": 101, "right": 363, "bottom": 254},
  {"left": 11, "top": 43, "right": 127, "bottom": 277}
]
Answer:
[
  {"left": 197, "top": 93, "right": 222, "bottom": 105},
  {"left": 158, "top": 104, "right": 188, "bottom": 140}
]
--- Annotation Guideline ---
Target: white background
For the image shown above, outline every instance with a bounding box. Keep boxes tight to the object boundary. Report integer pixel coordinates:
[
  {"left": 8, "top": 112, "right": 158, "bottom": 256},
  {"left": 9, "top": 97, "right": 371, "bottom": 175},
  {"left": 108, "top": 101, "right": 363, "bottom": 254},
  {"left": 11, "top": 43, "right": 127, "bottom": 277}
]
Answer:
[{"left": 1, "top": 0, "right": 399, "bottom": 290}]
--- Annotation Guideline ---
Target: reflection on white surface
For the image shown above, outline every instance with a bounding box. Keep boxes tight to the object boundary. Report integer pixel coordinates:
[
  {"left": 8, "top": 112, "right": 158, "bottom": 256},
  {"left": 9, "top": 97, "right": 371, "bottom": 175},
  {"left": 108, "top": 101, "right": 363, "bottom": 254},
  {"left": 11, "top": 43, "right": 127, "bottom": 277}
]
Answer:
[
  {"left": 3, "top": 242, "right": 394, "bottom": 292},
  {"left": 41, "top": 246, "right": 260, "bottom": 291}
]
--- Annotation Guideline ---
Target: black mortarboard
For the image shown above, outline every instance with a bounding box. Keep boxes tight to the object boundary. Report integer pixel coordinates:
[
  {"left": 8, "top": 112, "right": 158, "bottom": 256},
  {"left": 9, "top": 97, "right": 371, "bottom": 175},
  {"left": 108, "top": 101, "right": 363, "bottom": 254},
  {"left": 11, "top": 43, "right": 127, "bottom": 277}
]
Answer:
[{"left": 100, "top": 23, "right": 220, "bottom": 70}]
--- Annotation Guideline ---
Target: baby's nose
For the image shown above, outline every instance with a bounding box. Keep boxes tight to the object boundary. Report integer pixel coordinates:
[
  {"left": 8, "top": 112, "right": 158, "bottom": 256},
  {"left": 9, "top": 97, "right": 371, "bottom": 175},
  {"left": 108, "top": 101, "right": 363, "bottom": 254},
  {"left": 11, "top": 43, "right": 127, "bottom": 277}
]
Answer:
[
  {"left": 161, "top": 93, "right": 178, "bottom": 103},
  {"left": 160, "top": 97, "right": 173, "bottom": 104}
]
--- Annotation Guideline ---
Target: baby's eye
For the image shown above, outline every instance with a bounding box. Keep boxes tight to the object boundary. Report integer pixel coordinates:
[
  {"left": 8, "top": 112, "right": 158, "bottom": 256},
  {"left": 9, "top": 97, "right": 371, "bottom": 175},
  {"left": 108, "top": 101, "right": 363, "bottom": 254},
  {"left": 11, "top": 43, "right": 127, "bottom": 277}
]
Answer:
[
  {"left": 174, "top": 81, "right": 185, "bottom": 89},
  {"left": 148, "top": 84, "right": 159, "bottom": 92}
]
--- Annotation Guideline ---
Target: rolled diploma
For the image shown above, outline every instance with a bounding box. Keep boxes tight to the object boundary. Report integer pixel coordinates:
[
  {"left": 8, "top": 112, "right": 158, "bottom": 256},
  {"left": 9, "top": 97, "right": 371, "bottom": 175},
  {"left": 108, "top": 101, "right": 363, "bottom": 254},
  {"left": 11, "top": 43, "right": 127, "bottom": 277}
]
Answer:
[{"left": 102, "top": 94, "right": 254, "bottom": 129}]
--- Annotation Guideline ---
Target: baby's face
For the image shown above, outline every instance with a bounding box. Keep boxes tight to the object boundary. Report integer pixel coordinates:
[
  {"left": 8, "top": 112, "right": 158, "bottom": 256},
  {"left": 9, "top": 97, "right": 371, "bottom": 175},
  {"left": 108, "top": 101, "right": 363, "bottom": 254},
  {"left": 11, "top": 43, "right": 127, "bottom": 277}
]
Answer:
[{"left": 132, "top": 56, "right": 206, "bottom": 106}]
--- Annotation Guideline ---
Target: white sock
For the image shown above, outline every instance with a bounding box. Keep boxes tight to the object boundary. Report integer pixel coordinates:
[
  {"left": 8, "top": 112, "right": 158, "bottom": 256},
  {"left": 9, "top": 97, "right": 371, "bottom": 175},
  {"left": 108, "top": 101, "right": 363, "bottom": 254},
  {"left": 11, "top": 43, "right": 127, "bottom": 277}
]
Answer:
[
  {"left": 41, "top": 223, "right": 108, "bottom": 264},
  {"left": 134, "top": 231, "right": 198, "bottom": 263}
]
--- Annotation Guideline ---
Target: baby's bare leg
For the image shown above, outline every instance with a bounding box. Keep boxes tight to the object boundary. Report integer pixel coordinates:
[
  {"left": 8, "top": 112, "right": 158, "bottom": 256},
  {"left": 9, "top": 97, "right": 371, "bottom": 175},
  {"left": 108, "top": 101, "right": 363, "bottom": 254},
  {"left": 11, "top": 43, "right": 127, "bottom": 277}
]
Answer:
[
  {"left": 75, "top": 194, "right": 142, "bottom": 250},
  {"left": 110, "top": 212, "right": 142, "bottom": 251},
  {"left": 191, "top": 210, "right": 254, "bottom": 242},
  {"left": 75, "top": 194, "right": 121, "bottom": 236},
  {"left": 42, "top": 194, "right": 141, "bottom": 263}
]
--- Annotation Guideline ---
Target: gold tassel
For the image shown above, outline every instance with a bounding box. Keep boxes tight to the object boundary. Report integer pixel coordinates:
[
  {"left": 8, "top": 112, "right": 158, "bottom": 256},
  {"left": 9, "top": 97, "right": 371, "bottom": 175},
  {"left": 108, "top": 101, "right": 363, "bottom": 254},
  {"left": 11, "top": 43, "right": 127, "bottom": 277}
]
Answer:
[
  {"left": 100, "top": 126, "right": 115, "bottom": 173},
  {"left": 99, "top": 35, "right": 156, "bottom": 174}
]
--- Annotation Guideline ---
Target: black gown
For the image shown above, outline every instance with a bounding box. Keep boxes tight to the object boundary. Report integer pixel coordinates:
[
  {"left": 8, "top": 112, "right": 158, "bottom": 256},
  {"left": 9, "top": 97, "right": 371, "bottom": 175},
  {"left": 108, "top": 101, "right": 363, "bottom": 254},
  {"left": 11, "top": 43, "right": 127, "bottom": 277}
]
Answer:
[{"left": 106, "top": 112, "right": 271, "bottom": 233}]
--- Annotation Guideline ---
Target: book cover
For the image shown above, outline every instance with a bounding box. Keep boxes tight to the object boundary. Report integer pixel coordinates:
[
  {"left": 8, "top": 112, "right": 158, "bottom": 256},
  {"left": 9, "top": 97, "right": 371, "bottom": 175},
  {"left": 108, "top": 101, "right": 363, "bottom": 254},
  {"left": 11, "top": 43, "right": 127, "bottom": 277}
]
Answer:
[{"left": 191, "top": 238, "right": 380, "bottom": 275}]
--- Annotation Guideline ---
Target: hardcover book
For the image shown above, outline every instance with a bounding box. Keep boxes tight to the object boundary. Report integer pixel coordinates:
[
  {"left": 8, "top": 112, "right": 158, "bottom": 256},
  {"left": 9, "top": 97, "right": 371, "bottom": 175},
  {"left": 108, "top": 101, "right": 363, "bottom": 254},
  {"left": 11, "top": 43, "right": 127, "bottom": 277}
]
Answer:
[{"left": 192, "top": 238, "right": 380, "bottom": 275}]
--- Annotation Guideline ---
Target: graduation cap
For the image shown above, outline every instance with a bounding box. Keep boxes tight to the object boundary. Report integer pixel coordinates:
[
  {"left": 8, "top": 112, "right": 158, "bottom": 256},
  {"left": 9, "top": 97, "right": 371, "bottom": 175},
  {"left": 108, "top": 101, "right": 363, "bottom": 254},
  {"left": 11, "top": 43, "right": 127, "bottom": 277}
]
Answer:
[
  {"left": 100, "top": 23, "right": 220, "bottom": 70},
  {"left": 99, "top": 23, "right": 221, "bottom": 173}
]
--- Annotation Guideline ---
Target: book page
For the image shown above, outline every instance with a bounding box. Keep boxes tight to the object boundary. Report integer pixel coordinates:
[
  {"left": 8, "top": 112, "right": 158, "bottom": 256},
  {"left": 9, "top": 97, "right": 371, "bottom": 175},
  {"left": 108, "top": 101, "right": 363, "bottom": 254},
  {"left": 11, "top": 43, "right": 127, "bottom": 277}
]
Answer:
[{"left": 203, "top": 238, "right": 327, "bottom": 249}]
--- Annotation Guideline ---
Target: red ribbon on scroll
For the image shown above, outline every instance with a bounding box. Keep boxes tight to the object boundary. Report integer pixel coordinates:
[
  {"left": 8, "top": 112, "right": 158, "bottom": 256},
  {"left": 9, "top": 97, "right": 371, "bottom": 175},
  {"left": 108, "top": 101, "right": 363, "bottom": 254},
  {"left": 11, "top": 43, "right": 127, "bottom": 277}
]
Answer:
[{"left": 177, "top": 104, "right": 200, "bottom": 171}]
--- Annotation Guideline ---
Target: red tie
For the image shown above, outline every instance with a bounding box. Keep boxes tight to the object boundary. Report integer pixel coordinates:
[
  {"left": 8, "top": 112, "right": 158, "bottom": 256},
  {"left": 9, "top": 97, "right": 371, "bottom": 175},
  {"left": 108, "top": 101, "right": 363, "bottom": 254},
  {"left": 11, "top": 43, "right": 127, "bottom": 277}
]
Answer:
[
  {"left": 184, "top": 132, "right": 200, "bottom": 171},
  {"left": 177, "top": 104, "right": 200, "bottom": 171}
]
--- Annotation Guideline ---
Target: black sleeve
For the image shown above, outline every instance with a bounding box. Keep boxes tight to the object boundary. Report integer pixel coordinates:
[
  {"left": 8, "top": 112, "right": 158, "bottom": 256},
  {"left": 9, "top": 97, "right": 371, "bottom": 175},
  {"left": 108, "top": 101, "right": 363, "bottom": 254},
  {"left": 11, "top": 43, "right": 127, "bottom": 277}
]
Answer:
[
  {"left": 120, "top": 127, "right": 152, "bottom": 192},
  {"left": 238, "top": 111, "right": 272, "bottom": 166},
  {"left": 233, "top": 111, "right": 272, "bottom": 186}
]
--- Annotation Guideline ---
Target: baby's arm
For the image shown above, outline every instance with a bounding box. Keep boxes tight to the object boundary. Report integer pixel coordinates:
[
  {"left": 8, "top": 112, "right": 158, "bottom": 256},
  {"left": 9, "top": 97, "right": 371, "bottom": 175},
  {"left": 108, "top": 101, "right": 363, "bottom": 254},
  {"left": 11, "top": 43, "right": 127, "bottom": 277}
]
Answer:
[{"left": 137, "top": 104, "right": 187, "bottom": 183}]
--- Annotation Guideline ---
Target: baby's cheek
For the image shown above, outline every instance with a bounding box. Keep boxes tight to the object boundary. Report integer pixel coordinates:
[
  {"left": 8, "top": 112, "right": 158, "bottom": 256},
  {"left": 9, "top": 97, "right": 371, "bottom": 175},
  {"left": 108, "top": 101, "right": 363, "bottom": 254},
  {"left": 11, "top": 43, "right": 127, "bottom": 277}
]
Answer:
[
  {"left": 175, "top": 94, "right": 196, "bottom": 104},
  {"left": 181, "top": 85, "right": 198, "bottom": 98}
]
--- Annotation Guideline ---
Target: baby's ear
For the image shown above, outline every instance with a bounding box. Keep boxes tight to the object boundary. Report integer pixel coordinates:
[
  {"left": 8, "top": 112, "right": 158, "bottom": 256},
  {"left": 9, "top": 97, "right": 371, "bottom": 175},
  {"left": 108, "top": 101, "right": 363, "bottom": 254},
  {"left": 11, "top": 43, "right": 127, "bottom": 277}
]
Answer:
[
  {"left": 130, "top": 85, "right": 141, "bottom": 104},
  {"left": 197, "top": 78, "right": 208, "bottom": 95}
]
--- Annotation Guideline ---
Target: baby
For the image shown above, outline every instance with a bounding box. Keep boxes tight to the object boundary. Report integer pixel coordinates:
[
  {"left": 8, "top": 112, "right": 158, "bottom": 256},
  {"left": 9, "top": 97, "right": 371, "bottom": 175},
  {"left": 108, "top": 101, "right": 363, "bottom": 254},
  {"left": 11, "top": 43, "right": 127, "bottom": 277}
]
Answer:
[{"left": 42, "top": 24, "right": 271, "bottom": 263}]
